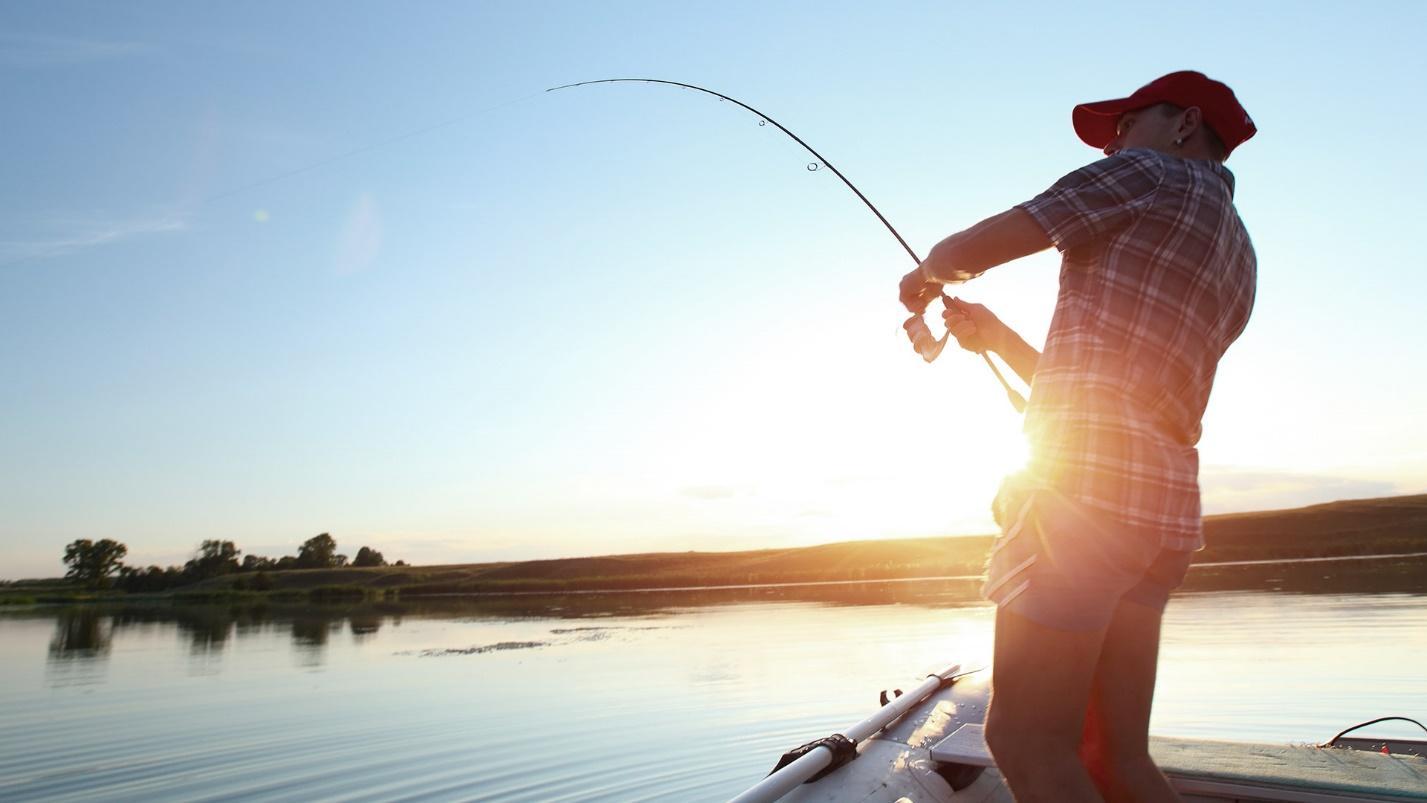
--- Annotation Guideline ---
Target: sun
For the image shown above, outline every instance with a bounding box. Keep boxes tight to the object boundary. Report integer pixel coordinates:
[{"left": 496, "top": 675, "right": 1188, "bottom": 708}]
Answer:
[{"left": 629, "top": 324, "right": 1031, "bottom": 544}]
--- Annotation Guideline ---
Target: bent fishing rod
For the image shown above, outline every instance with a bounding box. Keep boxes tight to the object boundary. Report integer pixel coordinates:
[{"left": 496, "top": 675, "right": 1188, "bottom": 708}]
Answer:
[{"left": 546, "top": 78, "right": 1027, "bottom": 414}]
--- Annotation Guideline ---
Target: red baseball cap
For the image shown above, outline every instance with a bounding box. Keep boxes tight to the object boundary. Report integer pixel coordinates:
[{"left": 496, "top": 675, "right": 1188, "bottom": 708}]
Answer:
[{"left": 1072, "top": 71, "right": 1257, "bottom": 157}]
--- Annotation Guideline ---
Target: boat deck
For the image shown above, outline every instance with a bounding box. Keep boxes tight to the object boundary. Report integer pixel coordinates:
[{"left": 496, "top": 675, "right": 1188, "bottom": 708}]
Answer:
[
  {"left": 937, "top": 723, "right": 1427, "bottom": 802},
  {"left": 778, "top": 669, "right": 1427, "bottom": 803}
]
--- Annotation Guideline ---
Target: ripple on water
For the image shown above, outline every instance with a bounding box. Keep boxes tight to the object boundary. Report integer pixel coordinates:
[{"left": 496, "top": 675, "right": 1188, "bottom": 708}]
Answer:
[{"left": 0, "top": 585, "right": 1424, "bottom": 802}]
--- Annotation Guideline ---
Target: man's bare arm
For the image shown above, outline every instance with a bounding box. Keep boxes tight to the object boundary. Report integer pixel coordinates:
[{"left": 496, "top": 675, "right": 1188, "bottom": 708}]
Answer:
[
  {"left": 929, "top": 207, "right": 1051, "bottom": 385},
  {"left": 987, "top": 324, "right": 1041, "bottom": 388},
  {"left": 898, "top": 208, "right": 1052, "bottom": 314},
  {"left": 920, "top": 207, "right": 1052, "bottom": 283}
]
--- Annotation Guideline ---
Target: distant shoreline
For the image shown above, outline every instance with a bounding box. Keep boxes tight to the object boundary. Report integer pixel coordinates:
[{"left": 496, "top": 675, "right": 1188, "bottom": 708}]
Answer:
[
  {"left": 4, "top": 493, "right": 1426, "bottom": 603},
  {"left": 1187, "top": 549, "right": 1427, "bottom": 569},
  {"left": 412, "top": 550, "right": 1427, "bottom": 598}
]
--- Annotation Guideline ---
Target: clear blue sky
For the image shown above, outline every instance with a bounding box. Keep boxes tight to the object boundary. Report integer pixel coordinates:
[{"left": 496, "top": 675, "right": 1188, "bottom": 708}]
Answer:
[{"left": 3, "top": 1, "right": 1425, "bottom": 578}]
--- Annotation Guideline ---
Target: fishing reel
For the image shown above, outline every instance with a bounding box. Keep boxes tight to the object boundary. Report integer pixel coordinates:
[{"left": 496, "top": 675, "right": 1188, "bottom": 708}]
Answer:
[
  {"left": 903, "top": 294, "right": 1027, "bottom": 413},
  {"left": 901, "top": 293, "right": 965, "bottom": 363}
]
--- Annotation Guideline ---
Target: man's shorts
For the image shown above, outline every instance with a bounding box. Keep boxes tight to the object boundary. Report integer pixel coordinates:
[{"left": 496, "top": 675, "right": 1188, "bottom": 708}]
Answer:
[{"left": 981, "top": 479, "right": 1194, "bottom": 632}]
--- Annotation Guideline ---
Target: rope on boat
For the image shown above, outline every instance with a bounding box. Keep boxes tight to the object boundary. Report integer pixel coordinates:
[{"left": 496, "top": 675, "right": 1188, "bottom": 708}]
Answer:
[{"left": 1323, "top": 716, "right": 1427, "bottom": 748}]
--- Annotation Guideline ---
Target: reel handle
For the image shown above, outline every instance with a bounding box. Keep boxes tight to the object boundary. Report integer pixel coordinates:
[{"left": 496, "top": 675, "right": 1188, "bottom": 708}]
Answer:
[
  {"left": 902, "top": 313, "right": 948, "bottom": 363},
  {"left": 904, "top": 294, "right": 1029, "bottom": 414}
]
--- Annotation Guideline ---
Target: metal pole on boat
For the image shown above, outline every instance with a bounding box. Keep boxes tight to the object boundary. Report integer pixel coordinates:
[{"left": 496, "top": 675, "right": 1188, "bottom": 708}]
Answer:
[{"left": 727, "top": 664, "right": 964, "bottom": 803}]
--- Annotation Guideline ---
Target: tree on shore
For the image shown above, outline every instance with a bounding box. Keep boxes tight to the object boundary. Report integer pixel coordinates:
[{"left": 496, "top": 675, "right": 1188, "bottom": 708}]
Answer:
[
  {"left": 65, "top": 532, "right": 404, "bottom": 594},
  {"left": 117, "top": 565, "right": 186, "bottom": 593},
  {"left": 62, "top": 539, "right": 128, "bottom": 589},
  {"left": 241, "top": 554, "right": 276, "bottom": 571},
  {"left": 184, "top": 540, "right": 241, "bottom": 580},
  {"left": 352, "top": 546, "right": 387, "bottom": 567},
  {"left": 296, "top": 533, "right": 347, "bottom": 569}
]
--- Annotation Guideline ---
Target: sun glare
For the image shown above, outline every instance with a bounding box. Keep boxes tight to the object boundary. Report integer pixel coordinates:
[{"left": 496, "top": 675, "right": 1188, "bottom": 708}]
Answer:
[{"left": 626, "top": 316, "right": 1031, "bottom": 546}]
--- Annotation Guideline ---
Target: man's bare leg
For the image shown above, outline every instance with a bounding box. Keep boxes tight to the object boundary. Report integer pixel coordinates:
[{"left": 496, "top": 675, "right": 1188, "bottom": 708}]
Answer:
[
  {"left": 985, "top": 606, "right": 1107, "bottom": 802},
  {"left": 1079, "top": 599, "right": 1182, "bottom": 802}
]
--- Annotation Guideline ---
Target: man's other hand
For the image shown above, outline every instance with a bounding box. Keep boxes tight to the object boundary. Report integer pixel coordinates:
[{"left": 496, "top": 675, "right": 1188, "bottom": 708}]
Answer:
[
  {"left": 943, "top": 298, "right": 1005, "bottom": 354},
  {"left": 899, "top": 268, "right": 940, "bottom": 314}
]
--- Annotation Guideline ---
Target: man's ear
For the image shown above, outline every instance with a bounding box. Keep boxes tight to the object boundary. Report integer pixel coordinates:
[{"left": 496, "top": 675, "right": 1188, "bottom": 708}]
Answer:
[{"left": 1178, "top": 106, "right": 1204, "bottom": 140}]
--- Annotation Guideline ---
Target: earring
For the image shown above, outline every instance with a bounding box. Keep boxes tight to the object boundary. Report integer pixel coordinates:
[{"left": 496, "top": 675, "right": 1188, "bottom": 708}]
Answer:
[{"left": 1173, "top": 137, "right": 1185, "bottom": 147}]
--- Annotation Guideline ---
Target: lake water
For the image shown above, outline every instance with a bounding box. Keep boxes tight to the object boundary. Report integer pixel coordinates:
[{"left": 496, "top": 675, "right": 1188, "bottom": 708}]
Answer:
[{"left": 2, "top": 557, "right": 1426, "bottom": 802}]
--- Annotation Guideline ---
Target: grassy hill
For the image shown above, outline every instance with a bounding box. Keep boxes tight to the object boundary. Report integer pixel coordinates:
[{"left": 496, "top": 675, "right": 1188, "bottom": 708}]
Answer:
[
  {"left": 166, "top": 493, "right": 1427, "bottom": 596},
  {"left": 1197, "top": 493, "right": 1427, "bottom": 561}
]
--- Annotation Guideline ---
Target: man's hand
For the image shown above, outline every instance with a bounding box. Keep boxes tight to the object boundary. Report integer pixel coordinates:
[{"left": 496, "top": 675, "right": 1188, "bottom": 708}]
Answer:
[
  {"left": 899, "top": 267, "right": 941, "bottom": 314},
  {"left": 942, "top": 298, "right": 1006, "bottom": 354}
]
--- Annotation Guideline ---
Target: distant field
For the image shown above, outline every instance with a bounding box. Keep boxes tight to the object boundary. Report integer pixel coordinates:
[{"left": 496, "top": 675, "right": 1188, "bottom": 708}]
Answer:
[
  {"left": 147, "top": 493, "right": 1427, "bottom": 596},
  {"left": 5, "top": 494, "right": 1424, "bottom": 601}
]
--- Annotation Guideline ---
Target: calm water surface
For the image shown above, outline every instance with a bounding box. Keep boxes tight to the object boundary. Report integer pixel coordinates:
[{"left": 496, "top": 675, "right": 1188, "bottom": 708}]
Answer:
[{"left": 2, "top": 558, "right": 1425, "bottom": 802}]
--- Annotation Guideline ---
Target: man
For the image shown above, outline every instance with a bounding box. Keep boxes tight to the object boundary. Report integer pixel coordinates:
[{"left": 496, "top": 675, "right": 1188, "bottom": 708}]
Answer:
[{"left": 898, "top": 71, "right": 1257, "bottom": 802}]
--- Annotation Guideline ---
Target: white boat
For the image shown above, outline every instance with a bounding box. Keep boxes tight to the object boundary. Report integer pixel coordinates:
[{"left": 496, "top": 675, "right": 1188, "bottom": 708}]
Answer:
[{"left": 730, "top": 665, "right": 1427, "bottom": 803}]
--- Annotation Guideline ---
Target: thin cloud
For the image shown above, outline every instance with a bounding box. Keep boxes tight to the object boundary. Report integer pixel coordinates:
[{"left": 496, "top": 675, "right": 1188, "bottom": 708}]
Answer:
[
  {"left": 0, "top": 33, "right": 147, "bottom": 67},
  {"left": 0, "top": 213, "right": 187, "bottom": 265},
  {"left": 333, "top": 193, "right": 383, "bottom": 275}
]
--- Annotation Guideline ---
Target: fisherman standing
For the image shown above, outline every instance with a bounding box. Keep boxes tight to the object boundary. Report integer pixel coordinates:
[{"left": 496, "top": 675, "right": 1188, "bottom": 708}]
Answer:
[{"left": 898, "top": 71, "right": 1257, "bottom": 802}]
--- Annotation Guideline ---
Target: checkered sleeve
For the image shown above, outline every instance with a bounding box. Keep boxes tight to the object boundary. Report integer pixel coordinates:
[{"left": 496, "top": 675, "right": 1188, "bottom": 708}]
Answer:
[{"left": 1016, "top": 149, "right": 1167, "bottom": 253}]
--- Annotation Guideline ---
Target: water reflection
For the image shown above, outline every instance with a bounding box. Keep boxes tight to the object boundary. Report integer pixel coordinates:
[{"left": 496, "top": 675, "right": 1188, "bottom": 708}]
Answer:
[
  {"left": 349, "top": 613, "right": 382, "bottom": 641},
  {"left": 178, "top": 610, "right": 235, "bottom": 654},
  {"left": 17, "top": 552, "right": 1427, "bottom": 680},
  {"left": 48, "top": 608, "right": 113, "bottom": 659},
  {"left": 290, "top": 616, "right": 334, "bottom": 648},
  {"left": 37, "top": 604, "right": 344, "bottom": 677}
]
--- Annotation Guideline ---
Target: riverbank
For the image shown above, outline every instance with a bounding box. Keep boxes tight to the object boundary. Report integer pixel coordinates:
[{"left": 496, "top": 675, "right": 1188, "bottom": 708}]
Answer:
[{"left": 5, "top": 493, "right": 1426, "bottom": 601}]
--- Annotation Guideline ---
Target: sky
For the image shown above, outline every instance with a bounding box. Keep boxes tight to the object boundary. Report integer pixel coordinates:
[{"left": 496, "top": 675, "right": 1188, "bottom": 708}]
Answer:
[{"left": 3, "top": 1, "right": 1425, "bottom": 579}]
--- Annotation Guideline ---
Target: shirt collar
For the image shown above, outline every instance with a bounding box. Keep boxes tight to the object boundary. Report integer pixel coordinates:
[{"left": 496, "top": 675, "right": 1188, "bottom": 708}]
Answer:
[{"left": 1204, "top": 160, "right": 1236, "bottom": 197}]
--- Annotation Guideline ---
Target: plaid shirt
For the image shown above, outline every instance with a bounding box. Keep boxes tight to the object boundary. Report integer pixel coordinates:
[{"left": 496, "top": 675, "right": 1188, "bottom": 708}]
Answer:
[{"left": 1011, "top": 148, "right": 1256, "bottom": 551}]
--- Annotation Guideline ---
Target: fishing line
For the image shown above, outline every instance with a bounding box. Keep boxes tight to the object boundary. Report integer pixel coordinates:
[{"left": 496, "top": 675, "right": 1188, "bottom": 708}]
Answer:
[{"left": 547, "top": 78, "right": 1027, "bottom": 413}]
